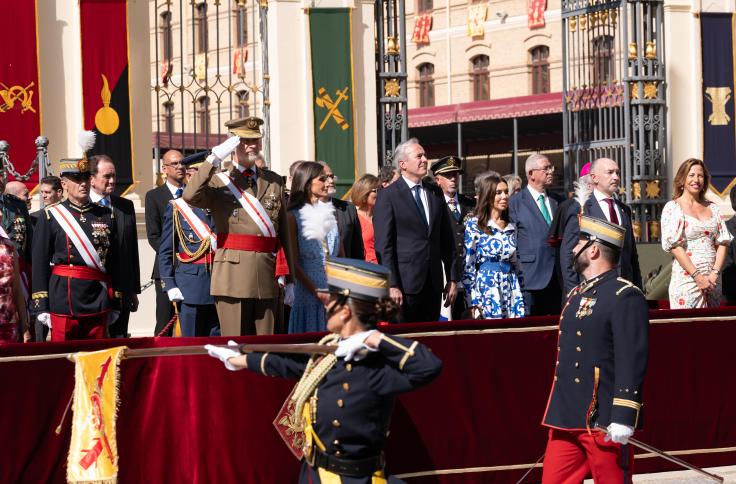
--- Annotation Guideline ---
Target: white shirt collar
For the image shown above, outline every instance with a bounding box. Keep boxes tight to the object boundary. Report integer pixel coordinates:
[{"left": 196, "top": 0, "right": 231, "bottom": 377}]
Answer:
[
  {"left": 89, "top": 190, "right": 108, "bottom": 204},
  {"left": 488, "top": 219, "right": 516, "bottom": 232},
  {"left": 165, "top": 181, "right": 184, "bottom": 197},
  {"left": 593, "top": 189, "right": 613, "bottom": 202},
  {"left": 402, "top": 175, "right": 422, "bottom": 190},
  {"left": 526, "top": 185, "right": 546, "bottom": 200},
  {"left": 444, "top": 193, "right": 458, "bottom": 205}
]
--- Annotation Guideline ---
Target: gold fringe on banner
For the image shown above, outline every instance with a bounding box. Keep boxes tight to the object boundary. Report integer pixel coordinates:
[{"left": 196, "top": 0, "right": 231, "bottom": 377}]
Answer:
[{"left": 67, "top": 346, "right": 126, "bottom": 484}]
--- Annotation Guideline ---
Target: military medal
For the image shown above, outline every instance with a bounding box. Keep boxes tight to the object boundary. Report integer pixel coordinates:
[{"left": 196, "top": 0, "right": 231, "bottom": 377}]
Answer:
[{"left": 576, "top": 296, "right": 597, "bottom": 319}]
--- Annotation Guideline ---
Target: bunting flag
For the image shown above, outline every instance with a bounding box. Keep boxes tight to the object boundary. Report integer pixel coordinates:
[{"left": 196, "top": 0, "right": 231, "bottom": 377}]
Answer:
[
  {"left": 160, "top": 60, "right": 172, "bottom": 87},
  {"left": 233, "top": 47, "right": 248, "bottom": 78},
  {"left": 309, "top": 9, "right": 356, "bottom": 197},
  {"left": 467, "top": 4, "right": 488, "bottom": 37},
  {"left": 412, "top": 13, "right": 433, "bottom": 44},
  {"left": 528, "top": 0, "right": 547, "bottom": 29},
  {"left": 701, "top": 13, "right": 736, "bottom": 195},
  {"left": 80, "top": 0, "right": 135, "bottom": 196},
  {"left": 67, "top": 347, "right": 125, "bottom": 484},
  {"left": 0, "top": 1, "right": 42, "bottom": 188}
]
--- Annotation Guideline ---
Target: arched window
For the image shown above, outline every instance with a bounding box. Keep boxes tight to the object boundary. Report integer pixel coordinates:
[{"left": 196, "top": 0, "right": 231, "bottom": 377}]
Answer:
[
  {"left": 163, "top": 101, "right": 175, "bottom": 135},
  {"left": 592, "top": 35, "right": 615, "bottom": 85},
  {"left": 417, "top": 63, "right": 435, "bottom": 107},
  {"left": 471, "top": 55, "right": 490, "bottom": 101},
  {"left": 160, "top": 11, "right": 173, "bottom": 63},
  {"left": 530, "top": 46, "right": 550, "bottom": 94},
  {"left": 233, "top": 3, "right": 247, "bottom": 47},
  {"left": 196, "top": 96, "right": 210, "bottom": 136},
  {"left": 237, "top": 90, "right": 250, "bottom": 118},
  {"left": 196, "top": 3, "right": 208, "bottom": 54}
]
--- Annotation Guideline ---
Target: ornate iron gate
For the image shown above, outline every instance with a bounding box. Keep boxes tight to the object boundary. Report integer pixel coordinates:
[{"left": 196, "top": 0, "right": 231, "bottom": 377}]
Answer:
[
  {"left": 151, "top": 0, "right": 270, "bottom": 174},
  {"left": 375, "top": 0, "right": 408, "bottom": 166},
  {"left": 562, "top": 0, "right": 666, "bottom": 242}
]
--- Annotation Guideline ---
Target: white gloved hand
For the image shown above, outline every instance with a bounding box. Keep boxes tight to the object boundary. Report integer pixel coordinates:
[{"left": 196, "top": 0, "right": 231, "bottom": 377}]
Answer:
[
  {"left": 205, "top": 340, "right": 242, "bottom": 371},
  {"left": 284, "top": 283, "right": 295, "bottom": 306},
  {"left": 209, "top": 136, "right": 241, "bottom": 167},
  {"left": 335, "top": 330, "right": 378, "bottom": 362},
  {"left": 167, "top": 287, "right": 184, "bottom": 302},
  {"left": 37, "top": 313, "right": 51, "bottom": 329},
  {"left": 605, "top": 422, "right": 634, "bottom": 445}
]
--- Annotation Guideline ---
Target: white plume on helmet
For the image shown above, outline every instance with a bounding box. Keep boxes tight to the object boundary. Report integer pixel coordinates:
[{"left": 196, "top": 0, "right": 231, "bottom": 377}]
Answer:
[{"left": 77, "top": 130, "right": 97, "bottom": 154}]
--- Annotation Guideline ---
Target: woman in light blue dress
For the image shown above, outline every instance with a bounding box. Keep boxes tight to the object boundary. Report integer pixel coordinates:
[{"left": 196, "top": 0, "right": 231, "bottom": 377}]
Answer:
[
  {"left": 287, "top": 162, "right": 340, "bottom": 333},
  {"left": 463, "top": 175, "right": 525, "bottom": 319}
]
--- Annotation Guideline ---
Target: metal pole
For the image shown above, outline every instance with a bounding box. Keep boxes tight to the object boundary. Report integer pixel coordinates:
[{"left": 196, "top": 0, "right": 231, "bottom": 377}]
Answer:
[
  {"left": 513, "top": 117, "right": 518, "bottom": 176},
  {"left": 35, "top": 136, "right": 49, "bottom": 208},
  {"left": 260, "top": 0, "right": 271, "bottom": 166},
  {"left": 0, "top": 141, "right": 8, "bottom": 189}
]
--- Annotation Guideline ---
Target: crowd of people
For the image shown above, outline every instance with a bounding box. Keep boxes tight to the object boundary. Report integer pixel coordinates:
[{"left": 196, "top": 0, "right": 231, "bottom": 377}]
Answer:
[{"left": 0, "top": 117, "right": 734, "bottom": 343}]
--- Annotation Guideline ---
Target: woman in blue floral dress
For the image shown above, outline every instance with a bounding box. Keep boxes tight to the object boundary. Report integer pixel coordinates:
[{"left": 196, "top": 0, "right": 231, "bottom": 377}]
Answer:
[
  {"left": 287, "top": 162, "right": 340, "bottom": 333},
  {"left": 463, "top": 175, "right": 525, "bottom": 318}
]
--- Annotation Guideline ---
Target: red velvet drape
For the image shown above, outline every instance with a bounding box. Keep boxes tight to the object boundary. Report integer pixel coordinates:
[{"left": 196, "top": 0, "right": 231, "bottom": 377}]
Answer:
[{"left": 1, "top": 308, "right": 735, "bottom": 483}]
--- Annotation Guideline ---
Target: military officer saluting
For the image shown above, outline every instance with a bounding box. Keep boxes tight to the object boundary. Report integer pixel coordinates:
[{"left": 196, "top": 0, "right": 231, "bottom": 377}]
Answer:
[
  {"left": 207, "top": 258, "right": 443, "bottom": 483},
  {"left": 159, "top": 151, "right": 219, "bottom": 337},
  {"left": 183, "top": 116, "right": 296, "bottom": 336},
  {"left": 31, "top": 139, "right": 123, "bottom": 341},
  {"left": 430, "top": 156, "right": 475, "bottom": 319},
  {"left": 541, "top": 216, "right": 649, "bottom": 483}
]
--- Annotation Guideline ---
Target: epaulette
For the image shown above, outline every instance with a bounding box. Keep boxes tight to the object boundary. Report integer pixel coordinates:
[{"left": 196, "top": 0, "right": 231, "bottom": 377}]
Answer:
[
  {"left": 43, "top": 202, "right": 61, "bottom": 219},
  {"left": 381, "top": 335, "right": 419, "bottom": 370},
  {"left": 616, "top": 277, "right": 643, "bottom": 296}
]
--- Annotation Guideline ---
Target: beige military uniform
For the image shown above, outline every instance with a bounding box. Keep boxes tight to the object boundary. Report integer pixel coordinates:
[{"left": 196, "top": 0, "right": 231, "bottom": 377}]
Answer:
[{"left": 183, "top": 161, "right": 296, "bottom": 335}]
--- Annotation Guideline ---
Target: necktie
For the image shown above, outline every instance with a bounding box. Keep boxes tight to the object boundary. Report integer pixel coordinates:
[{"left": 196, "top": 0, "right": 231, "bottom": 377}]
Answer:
[
  {"left": 99, "top": 197, "right": 110, "bottom": 208},
  {"left": 413, "top": 185, "right": 428, "bottom": 226},
  {"left": 174, "top": 187, "right": 184, "bottom": 199},
  {"left": 448, "top": 198, "right": 460, "bottom": 221},
  {"left": 537, "top": 193, "right": 552, "bottom": 225},
  {"left": 604, "top": 198, "right": 620, "bottom": 224}
]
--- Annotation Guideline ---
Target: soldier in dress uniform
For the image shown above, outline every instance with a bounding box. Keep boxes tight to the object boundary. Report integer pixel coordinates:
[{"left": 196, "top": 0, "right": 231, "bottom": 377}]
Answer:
[
  {"left": 159, "top": 151, "right": 219, "bottom": 337},
  {"left": 541, "top": 215, "right": 649, "bottom": 483},
  {"left": 207, "top": 257, "right": 443, "bottom": 483},
  {"left": 430, "top": 156, "right": 475, "bottom": 319},
  {"left": 31, "top": 157, "right": 123, "bottom": 341},
  {"left": 183, "top": 116, "right": 296, "bottom": 336}
]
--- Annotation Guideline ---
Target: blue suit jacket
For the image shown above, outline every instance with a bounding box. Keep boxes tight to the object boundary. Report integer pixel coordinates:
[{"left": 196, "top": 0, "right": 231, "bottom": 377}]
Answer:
[
  {"left": 559, "top": 195, "right": 642, "bottom": 294},
  {"left": 508, "top": 187, "right": 562, "bottom": 291},
  {"left": 159, "top": 202, "right": 215, "bottom": 305},
  {"left": 373, "top": 178, "right": 457, "bottom": 294}
]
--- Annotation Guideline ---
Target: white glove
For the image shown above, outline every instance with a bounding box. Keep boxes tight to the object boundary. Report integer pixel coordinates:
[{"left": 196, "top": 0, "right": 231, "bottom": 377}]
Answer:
[
  {"left": 605, "top": 422, "right": 634, "bottom": 445},
  {"left": 284, "top": 283, "right": 295, "bottom": 306},
  {"left": 209, "top": 136, "right": 240, "bottom": 166},
  {"left": 335, "top": 330, "right": 379, "bottom": 362},
  {"left": 205, "top": 340, "right": 242, "bottom": 371},
  {"left": 167, "top": 287, "right": 184, "bottom": 302},
  {"left": 37, "top": 313, "right": 51, "bottom": 329}
]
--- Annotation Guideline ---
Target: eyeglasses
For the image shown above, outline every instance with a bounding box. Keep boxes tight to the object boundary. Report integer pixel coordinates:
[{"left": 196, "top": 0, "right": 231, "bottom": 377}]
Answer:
[
  {"left": 532, "top": 166, "right": 555, "bottom": 173},
  {"left": 370, "top": 188, "right": 379, "bottom": 193},
  {"left": 164, "top": 161, "right": 184, "bottom": 168}
]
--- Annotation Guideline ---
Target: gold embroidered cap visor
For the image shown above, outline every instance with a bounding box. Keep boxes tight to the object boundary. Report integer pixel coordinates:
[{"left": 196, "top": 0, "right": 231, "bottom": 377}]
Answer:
[
  {"left": 579, "top": 215, "right": 625, "bottom": 249},
  {"left": 326, "top": 257, "right": 391, "bottom": 301},
  {"left": 225, "top": 116, "right": 264, "bottom": 139},
  {"left": 59, "top": 158, "right": 91, "bottom": 176},
  {"left": 430, "top": 156, "right": 464, "bottom": 176}
]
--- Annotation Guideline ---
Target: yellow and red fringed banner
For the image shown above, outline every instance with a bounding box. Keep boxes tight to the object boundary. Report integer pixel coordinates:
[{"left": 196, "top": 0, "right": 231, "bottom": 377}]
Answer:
[
  {"left": 0, "top": 0, "right": 42, "bottom": 188},
  {"left": 80, "top": 0, "right": 136, "bottom": 196},
  {"left": 67, "top": 347, "right": 125, "bottom": 484}
]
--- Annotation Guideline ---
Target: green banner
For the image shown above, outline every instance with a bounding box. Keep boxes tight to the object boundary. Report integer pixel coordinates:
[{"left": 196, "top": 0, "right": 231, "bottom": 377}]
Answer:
[{"left": 309, "top": 8, "right": 356, "bottom": 197}]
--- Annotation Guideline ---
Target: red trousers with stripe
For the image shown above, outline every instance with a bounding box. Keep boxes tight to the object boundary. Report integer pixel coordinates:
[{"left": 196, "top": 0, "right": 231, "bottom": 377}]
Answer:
[{"left": 542, "top": 428, "right": 634, "bottom": 484}]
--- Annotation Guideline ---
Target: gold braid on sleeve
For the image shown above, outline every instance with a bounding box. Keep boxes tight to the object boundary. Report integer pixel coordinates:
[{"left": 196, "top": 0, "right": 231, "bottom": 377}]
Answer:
[{"left": 173, "top": 207, "right": 211, "bottom": 262}]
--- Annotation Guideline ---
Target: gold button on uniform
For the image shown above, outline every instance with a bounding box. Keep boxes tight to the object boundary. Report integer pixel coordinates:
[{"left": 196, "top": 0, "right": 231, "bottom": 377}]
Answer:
[
  {"left": 345, "top": 363, "right": 353, "bottom": 372},
  {"left": 333, "top": 439, "right": 340, "bottom": 446},
  {"left": 576, "top": 330, "right": 582, "bottom": 336},
  {"left": 575, "top": 362, "right": 579, "bottom": 368},
  {"left": 342, "top": 382, "right": 350, "bottom": 391},
  {"left": 332, "top": 419, "right": 341, "bottom": 427},
  {"left": 574, "top": 378, "right": 580, "bottom": 383},
  {"left": 554, "top": 376, "right": 558, "bottom": 381},
  {"left": 576, "top": 346, "right": 581, "bottom": 352},
  {"left": 335, "top": 451, "right": 343, "bottom": 457},
  {"left": 337, "top": 399, "right": 344, "bottom": 408}
]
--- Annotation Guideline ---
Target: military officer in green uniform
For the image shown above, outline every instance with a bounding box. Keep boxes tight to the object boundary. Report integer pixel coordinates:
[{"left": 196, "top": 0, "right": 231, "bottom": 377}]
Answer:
[
  {"left": 541, "top": 216, "right": 649, "bottom": 484},
  {"left": 206, "top": 258, "right": 443, "bottom": 482}
]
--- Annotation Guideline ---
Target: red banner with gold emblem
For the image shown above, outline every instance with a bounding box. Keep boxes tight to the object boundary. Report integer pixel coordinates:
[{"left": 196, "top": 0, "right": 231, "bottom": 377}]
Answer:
[
  {"left": 528, "top": 0, "right": 547, "bottom": 29},
  {"left": 0, "top": 1, "right": 42, "bottom": 187},
  {"left": 80, "top": 0, "right": 135, "bottom": 195}
]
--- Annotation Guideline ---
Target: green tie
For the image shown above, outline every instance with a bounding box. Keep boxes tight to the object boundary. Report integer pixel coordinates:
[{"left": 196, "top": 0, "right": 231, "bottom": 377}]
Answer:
[{"left": 538, "top": 193, "right": 552, "bottom": 225}]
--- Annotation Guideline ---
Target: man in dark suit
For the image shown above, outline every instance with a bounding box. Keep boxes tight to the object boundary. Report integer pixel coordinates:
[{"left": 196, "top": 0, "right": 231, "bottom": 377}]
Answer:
[
  {"left": 318, "top": 161, "right": 364, "bottom": 260},
  {"left": 719, "top": 185, "right": 736, "bottom": 303},
  {"left": 88, "top": 155, "right": 141, "bottom": 338},
  {"left": 509, "top": 153, "right": 564, "bottom": 316},
  {"left": 145, "top": 149, "right": 186, "bottom": 335},
  {"left": 431, "top": 156, "right": 475, "bottom": 319},
  {"left": 560, "top": 158, "right": 642, "bottom": 294},
  {"left": 374, "top": 138, "right": 457, "bottom": 322}
]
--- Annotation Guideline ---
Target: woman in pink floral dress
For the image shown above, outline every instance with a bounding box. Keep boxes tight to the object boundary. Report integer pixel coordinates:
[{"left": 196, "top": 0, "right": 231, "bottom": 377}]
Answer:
[
  {"left": 662, "top": 159, "right": 733, "bottom": 309},
  {"left": 0, "top": 210, "right": 30, "bottom": 342}
]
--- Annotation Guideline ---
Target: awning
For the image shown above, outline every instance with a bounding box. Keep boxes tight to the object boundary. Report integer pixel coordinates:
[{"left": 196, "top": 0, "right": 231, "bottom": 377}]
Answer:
[{"left": 408, "top": 92, "right": 562, "bottom": 128}]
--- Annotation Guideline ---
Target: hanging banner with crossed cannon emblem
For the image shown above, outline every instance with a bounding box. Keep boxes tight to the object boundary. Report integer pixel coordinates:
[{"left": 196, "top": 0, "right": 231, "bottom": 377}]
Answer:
[
  {"left": 0, "top": 1, "right": 42, "bottom": 187},
  {"left": 701, "top": 13, "right": 736, "bottom": 195},
  {"left": 309, "top": 8, "right": 356, "bottom": 197}
]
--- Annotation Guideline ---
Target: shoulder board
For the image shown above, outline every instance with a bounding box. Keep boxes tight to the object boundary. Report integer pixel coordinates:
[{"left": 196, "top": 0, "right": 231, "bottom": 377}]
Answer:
[{"left": 615, "top": 277, "right": 643, "bottom": 296}]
